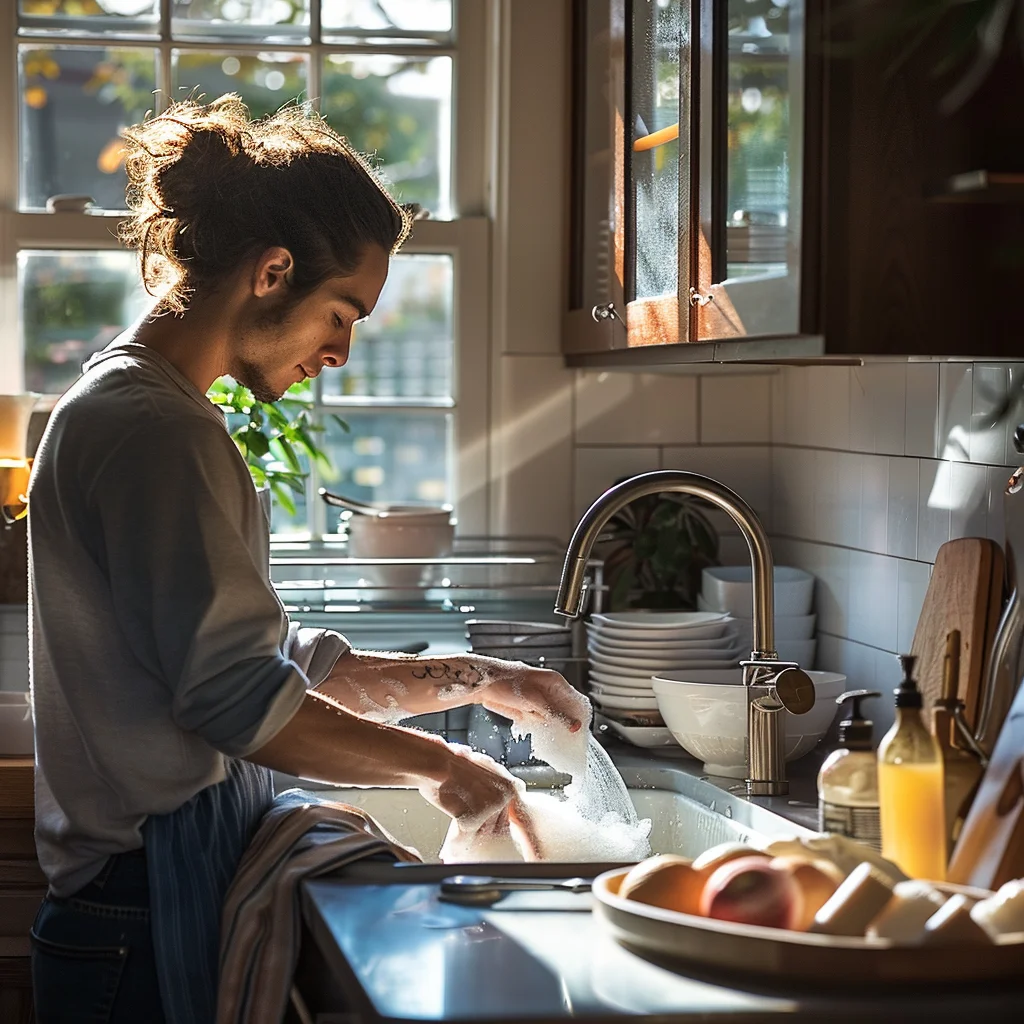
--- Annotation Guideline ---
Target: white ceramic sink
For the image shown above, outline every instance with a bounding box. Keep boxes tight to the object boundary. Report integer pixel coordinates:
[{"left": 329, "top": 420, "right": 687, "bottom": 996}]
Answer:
[{"left": 278, "top": 757, "right": 813, "bottom": 863}]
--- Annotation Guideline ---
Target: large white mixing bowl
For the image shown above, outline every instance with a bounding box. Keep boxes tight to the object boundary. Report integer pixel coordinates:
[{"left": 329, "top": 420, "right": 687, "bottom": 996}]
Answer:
[{"left": 652, "top": 669, "right": 846, "bottom": 778}]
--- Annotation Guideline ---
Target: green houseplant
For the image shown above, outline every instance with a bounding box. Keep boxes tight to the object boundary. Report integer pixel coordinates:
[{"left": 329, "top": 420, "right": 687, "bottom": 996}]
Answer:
[
  {"left": 599, "top": 490, "right": 720, "bottom": 611},
  {"left": 206, "top": 377, "right": 346, "bottom": 517}
]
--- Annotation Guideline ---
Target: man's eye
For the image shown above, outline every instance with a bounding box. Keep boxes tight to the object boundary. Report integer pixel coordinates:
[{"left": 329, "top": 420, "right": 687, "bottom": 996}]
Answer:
[{"left": 333, "top": 313, "right": 343, "bottom": 329}]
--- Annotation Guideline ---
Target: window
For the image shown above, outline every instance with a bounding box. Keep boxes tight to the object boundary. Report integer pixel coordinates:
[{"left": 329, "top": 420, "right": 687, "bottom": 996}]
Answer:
[{"left": 1, "top": 0, "right": 491, "bottom": 537}]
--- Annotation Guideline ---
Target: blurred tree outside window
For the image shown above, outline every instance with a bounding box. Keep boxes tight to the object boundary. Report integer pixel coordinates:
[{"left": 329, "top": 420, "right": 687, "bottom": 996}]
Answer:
[{"left": 11, "top": 0, "right": 460, "bottom": 538}]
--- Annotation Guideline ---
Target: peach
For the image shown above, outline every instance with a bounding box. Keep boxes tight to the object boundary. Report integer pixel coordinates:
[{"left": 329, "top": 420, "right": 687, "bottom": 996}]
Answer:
[
  {"left": 770, "top": 856, "right": 844, "bottom": 931},
  {"left": 699, "top": 856, "right": 804, "bottom": 930},
  {"left": 691, "top": 842, "right": 770, "bottom": 881},
  {"left": 619, "top": 855, "right": 704, "bottom": 915}
]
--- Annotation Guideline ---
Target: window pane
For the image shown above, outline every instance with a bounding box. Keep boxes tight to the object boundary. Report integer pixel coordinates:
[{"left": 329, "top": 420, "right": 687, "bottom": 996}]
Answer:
[
  {"left": 321, "top": 0, "right": 452, "bottom": 42},
  {"left": 19, "top": 251, "right": 150, "bottom": 395},
  {"left": 173, "top": 50, "right": 309, "bottom": 118},
  {"left": 171, "top": 0, "right": 310, "bottom": 43},
  {"left": 320, "top": 411, "right": 451, "bottom": 531},
  {"left": 321, "top": 54, "right": 451, "bottom": 217},
  {"left": 18, "top": 1, "right": 159, "bottom": 39},
  {"left": 19, "top": 46, "right": 157, "bottom": 212},
  {"left": 321, "top": 254, "right": 453, "bottom": 401}
]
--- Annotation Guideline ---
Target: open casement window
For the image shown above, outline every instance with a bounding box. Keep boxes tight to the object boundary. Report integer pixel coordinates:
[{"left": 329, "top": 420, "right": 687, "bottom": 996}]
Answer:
[
  {"left": 0, "top": 0, "right": 490, "bottom": 538},
  {"left": 567, "top": 0, "right": 805, "bottom": 352}
]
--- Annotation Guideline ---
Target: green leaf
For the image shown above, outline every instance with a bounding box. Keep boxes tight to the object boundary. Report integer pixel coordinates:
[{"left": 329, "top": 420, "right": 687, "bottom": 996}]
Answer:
[
  {"left": 330, "top": 414, "right": 351, "bottom": 433},
  {"left": 244, "top": 429, "right": 270, "bottom": 458},
  {"left": 270, "top": 480, "right": 297, "bottom": 517},
  {"left": 275, "top": 436, "right": 302, "bottom": 473}
]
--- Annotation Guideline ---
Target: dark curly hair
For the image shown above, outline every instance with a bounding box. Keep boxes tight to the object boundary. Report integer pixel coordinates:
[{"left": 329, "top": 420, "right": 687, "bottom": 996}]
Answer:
[{"left": 118, "top": 94, "right": 411, "bottom": 314}]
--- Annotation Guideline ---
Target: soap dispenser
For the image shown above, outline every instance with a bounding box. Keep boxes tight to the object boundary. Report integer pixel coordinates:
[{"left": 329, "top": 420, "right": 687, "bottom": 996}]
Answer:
[
  {"left": 817, "top": 690, "right": 882, "bottom": 850},
  {"left": 878, "top": 654, "right": 947, "bottom": 880}
]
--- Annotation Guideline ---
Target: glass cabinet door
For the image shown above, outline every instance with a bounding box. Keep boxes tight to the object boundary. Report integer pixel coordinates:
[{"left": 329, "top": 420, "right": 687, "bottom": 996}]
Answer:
[
  {"left": 696, "top": 0, "right": 804, "bottom": 339},
  {"left": 628, "top": 0, "right": 692, "bottom": 346}
]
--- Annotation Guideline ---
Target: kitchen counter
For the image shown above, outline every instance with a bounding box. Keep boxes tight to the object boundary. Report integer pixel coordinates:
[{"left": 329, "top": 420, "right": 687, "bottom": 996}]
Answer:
[{"left": 294, "top": 744, "right": 1024, "bottom": 1023}]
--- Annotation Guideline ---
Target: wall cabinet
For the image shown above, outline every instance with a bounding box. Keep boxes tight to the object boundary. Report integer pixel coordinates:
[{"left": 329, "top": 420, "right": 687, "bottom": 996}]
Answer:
[{"left": 567, "top": 0, "right": 1024, "bottom": 364}]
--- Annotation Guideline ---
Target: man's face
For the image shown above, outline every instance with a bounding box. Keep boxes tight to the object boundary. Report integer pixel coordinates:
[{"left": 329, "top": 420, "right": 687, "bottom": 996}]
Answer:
[{"left": 231, "top": 243, "right": 390, "bottom": 403}]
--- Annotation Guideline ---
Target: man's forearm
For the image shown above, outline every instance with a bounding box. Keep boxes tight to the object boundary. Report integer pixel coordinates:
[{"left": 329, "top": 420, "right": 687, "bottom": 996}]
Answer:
[
  {"left": 247, "top": 687, "right": 447, "bottom": 786},
  {"left": 314, "top": 649, "right": 509, "bottom": 720}
]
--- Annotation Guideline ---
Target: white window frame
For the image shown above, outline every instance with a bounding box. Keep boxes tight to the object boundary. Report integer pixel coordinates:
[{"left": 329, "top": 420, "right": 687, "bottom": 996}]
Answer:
[{"left": 0, "top": 0, "right": 494, "bottom": 538}]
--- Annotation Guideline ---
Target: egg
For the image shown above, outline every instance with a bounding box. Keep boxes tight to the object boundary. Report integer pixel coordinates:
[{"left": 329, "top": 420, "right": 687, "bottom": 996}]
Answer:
[
  {"left": 619, "top": 854, "right": 704, "bottom": 915},
  {"left": 770, "top": 856, "right": 844, "bottom": 931}
]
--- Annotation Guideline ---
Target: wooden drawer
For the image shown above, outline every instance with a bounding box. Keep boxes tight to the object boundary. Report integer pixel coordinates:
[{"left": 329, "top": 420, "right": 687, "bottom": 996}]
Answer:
[{"left": 0, "top": 761, "right": 32, "bottom": 820}]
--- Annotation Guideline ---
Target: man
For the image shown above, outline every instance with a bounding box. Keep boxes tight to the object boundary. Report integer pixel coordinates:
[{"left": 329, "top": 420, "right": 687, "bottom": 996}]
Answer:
[{"left": 28, "top": 95, "right": 586, "bottom": 1023}]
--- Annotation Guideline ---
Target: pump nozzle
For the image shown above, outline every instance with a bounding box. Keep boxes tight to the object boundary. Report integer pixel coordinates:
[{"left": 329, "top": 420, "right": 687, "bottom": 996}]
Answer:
[{"left": 835, "top": 689, "right": 882, "bottom": 749}]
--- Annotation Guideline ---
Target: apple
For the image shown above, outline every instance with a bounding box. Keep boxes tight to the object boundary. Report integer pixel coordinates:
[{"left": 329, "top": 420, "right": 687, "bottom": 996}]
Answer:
[
  {"left": 620, "top": 854, "right": 704, "bottom": 915},
  {"left": 699, "top": 856, "right": 803, "bottom": 930}
]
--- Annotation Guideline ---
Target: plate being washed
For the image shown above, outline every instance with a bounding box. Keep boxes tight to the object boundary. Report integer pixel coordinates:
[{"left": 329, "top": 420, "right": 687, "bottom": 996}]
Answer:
[{"left": 592, "top": 868, "right": 1024, "bottom": 987}]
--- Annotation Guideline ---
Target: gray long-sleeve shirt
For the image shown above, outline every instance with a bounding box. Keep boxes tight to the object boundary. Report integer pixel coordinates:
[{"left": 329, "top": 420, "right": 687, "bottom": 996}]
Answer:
[{"left": 29, "top": 341, "right": 347, "bottom": 896}]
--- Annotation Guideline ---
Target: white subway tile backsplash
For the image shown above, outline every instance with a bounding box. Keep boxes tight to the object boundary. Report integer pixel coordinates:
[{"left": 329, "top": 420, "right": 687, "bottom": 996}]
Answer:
[
  {"left": 905, "top": 363, "right": 939, "bottom": 458},
  {"left": 848, "top": 550, "right": 899, "bottom": 651},
  {"left": 771, "top": 371, "right": 786, "bottom": 445},
  {"left": 950, "top": 461, "right": 989, "bottom": 540},
  {"left": 918, "top": 460, "right": 952, "bottom": 562},
  {"left": 869, "top": 364, "right": 908, "bottom": 456},
  {"left": 574, "top": 372, "right": 698, "bottom": 445},
  {"left": 834, "top": 451, "right": 862, "bottom": 546},
  {"left": 814, "top": 449, "right": 841, "bottom": 544},
  {"left": 860, "top": 455, "right": 889, "bottom": 554},
  {"left": 972, "top": 363, "right": 1009, "bottom": 466},
  {"left": 700, "top": 375, "right": 771, "bottom": 443},
  {"left": 849, "top": 367, "right": 874, "bottom": 453},
  {"left": 896, "top": 559, "right": 930, "bottom": 654},
  {"left": 886, "top": 458, "right": 919, "bottom": 560},
  {"left": 807, "top": 366, "right": 852, "bottom": 451},
  {"left": 573, "top": 447, "right": 660, "bottom": 518},
  {"left": 663, "top": 445, "right": 772, "bottom": 530},
  {"left": 938, "top": 363, "right": 972, "bottom": 462}
]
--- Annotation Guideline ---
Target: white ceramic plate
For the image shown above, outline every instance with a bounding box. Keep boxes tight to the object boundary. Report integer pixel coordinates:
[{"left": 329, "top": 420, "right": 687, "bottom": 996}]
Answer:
[
  {"left": 590, "top": 682, "right": 655, "bottom": 698},
  {"left": 590, "top": 649, "right": 743, "bottom": 671},
  {"left": 586, "top": 630, "right": 740, "bottom": 654},
  {"left": 595, "top": 715, "right": 678, "bottom": 748},
  {"left": 591, "top": 611, "right": 728, "bottom": 630},
  {"left": 590, "top": 692, "right": 660, "bottom": 711},
  {"left": 589, "top": 668, "right": 658, "bottom": 689},
  {"left": 589, "top": 620, "right": 735, "bottom": 643}
]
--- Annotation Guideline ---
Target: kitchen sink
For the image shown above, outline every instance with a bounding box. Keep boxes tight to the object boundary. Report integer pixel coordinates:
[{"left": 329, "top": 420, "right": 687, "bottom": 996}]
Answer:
[{"left": 277, "top": 748, "right": 814, "bottom": 863}]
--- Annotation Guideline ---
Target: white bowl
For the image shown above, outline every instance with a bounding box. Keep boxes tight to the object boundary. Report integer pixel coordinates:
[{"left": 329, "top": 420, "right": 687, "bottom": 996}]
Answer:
[
  {"left": 651, "top": 670, "right": 846, "bottom": 778},
  {"left": 700, "top": 566, "right": 815, "bottom": 618},
  {"left": 0, "top": 692, "right": 33, "bottom": 756}
]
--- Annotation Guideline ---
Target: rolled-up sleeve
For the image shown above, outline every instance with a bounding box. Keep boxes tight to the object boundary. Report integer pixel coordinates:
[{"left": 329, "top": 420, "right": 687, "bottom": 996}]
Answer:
[{"left": 91, "top": 418, "right": 308, "bottom": 757}]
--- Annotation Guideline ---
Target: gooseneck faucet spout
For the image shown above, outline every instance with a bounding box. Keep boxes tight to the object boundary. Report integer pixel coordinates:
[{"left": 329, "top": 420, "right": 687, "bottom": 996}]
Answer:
[
  {"left": 556, "top": 470, "right": 813, "bottom": 796},
  {"left": 555, "top": 471, "right": 777, "bottom": 656}
]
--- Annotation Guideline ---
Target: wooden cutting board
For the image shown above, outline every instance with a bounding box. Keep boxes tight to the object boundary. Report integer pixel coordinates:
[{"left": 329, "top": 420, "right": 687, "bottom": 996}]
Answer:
[
  {"left": 949, "top": 670, "right": 1024, "bottom": 888},
  {"left": 910, "top": 538, "right": 1005, "bottom": 725}
]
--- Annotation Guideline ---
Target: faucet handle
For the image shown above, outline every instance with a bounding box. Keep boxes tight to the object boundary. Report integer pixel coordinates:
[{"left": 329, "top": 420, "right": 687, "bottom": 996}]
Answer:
[{"left": 773, "top": 667, "right": 815, "bottom": 716}]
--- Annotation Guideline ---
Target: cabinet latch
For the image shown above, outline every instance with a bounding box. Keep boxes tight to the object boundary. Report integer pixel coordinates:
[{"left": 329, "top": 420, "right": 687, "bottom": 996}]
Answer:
[
  {"left": 688, "top": 287, "right": 715, "bottom": 308},
  {"left": 591, "top": 302, "right": 625, "bottom": 326}
]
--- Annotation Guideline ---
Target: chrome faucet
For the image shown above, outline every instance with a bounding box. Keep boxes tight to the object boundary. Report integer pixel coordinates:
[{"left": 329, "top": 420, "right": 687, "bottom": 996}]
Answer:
[{"left": 554, "top": 470, "right": 813, "bottom": 796}]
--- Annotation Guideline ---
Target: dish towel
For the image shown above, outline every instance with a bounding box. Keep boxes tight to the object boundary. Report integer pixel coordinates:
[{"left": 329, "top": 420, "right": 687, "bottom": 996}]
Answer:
[{"left": 216, "top": 789, "right": 421, "bottom": 1024}]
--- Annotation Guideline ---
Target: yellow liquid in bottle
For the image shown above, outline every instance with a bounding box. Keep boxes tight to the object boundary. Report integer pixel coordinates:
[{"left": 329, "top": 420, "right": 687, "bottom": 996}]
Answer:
[{"left": 878, "top": 760, "right": 947, "bottom": 880}]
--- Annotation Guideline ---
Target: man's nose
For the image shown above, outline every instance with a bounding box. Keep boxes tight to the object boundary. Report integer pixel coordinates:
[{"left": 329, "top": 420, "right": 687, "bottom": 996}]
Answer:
[{"left": 322, "top": 326, "right": 353, "bottom": 368}]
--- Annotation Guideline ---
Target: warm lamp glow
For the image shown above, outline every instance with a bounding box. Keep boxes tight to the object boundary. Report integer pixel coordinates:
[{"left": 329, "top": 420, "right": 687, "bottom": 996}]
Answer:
[{"left": 0, "top": 459, "right": 32, "bottom": 524}]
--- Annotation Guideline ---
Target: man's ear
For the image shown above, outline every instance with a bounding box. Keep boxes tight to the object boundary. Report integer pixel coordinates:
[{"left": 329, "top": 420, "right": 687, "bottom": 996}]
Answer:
[{"left": 252, "top": 246, "right": 294, "bottom": 298}]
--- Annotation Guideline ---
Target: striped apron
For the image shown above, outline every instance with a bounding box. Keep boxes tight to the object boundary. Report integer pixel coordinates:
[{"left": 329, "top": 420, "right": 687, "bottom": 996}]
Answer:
[{"left": 142, "top": 757, "right": 274, "bottom": 1024}]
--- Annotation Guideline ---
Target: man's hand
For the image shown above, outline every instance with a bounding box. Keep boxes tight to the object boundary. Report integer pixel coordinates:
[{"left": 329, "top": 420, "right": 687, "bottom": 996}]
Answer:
[
  {"left": 418, "top": 743, "right": 521, "bottom": 832},
  {"left": 475, "top": 665, "right": 591, "bottom": 737}
]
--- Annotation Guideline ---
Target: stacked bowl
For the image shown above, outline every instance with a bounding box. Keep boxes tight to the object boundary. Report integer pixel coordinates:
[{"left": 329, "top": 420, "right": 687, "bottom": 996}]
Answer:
[
  {"left": 586, "top": 611, "right": 743, "bottom": 735},
  {"left": 698, "top": 565, "right": 817, "bottom": 667},
  {"left": 466, "top": 619, "right": 573, "bottom": 665}
]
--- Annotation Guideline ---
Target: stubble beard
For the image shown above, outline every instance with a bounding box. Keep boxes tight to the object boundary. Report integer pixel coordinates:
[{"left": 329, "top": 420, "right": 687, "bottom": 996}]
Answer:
[{"left": 233, "top": 303, "right": 294, "bottom": 403}]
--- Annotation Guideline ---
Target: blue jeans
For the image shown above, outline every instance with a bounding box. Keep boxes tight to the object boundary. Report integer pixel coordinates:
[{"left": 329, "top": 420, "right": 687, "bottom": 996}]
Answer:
[{"left": 31, "top": 848, "right": 166, "bottom": 1024}]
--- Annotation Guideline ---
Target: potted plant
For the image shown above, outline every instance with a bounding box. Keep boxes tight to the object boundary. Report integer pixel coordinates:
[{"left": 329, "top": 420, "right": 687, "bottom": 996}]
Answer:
[
  {"left": 206, "top": 377, "right": 346, "bottom": 517},
  {"left": 598, "top": 488, "right": 720, "bottom": 611}
]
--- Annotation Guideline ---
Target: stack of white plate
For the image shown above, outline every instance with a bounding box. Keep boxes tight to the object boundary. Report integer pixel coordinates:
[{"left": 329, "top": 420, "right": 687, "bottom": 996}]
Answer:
[
  {"left": 466, "top": 619, "right": 573, "bottom": 665},
  {"left": 698, "top": 565, "right": 817, "bottom": 667},
  {"left": 586, "top": 611, "right": 743, "bottom": 719}
]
